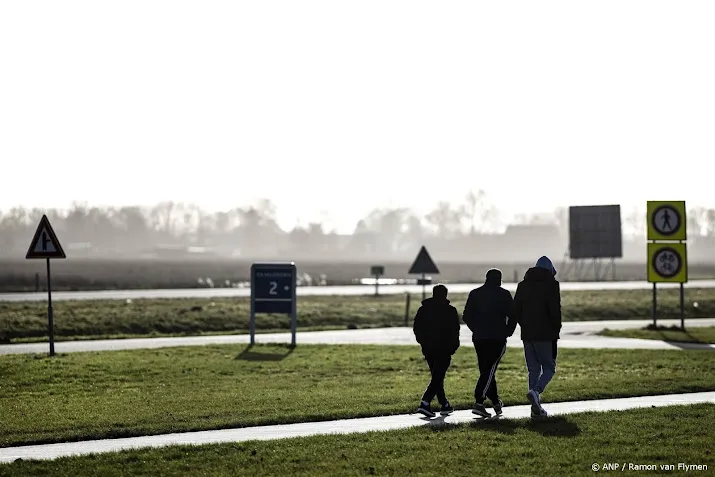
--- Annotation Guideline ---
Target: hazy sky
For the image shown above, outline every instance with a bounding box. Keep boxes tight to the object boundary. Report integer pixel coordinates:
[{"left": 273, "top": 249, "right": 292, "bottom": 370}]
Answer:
[{"left": 2, "top": 1, "right": 714, "bottom": 233}]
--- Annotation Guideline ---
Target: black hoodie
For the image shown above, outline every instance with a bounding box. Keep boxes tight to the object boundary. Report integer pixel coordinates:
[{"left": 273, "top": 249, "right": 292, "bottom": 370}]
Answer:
[
  {"left": 514, "top": 266, "right": 562, "bottom": 341},
  {"left": 412, "top": 297, "right": 461, "bottom": 357},
  {"left": 462, "top": 276, "right": 516, "bottom": 341}
]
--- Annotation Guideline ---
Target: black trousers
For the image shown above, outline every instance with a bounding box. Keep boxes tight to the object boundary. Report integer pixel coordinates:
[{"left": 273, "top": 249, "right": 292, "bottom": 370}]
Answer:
[
  {"left": 473, "top": 339, "right": 507, "bottom": 404},
  {"left": 421, "top": 354, "right": 451, "bottom": 406}
]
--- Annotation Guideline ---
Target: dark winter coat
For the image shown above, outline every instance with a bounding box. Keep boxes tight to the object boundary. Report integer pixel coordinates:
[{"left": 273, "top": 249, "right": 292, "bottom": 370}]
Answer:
[
  {"left": 514, "top": 266, "right": 562, "bottom": 341},
  {"left": 413, "top": 297, "right": 461, "bottom": 357},
  {"left": 462, "top": 280, "right": 516, "bottom": 341}
]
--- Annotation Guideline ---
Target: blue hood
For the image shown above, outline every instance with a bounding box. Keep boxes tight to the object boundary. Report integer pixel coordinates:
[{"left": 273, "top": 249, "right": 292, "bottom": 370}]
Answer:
[{"left": 535, "top": 256, "right": 557, "bottom": 276}]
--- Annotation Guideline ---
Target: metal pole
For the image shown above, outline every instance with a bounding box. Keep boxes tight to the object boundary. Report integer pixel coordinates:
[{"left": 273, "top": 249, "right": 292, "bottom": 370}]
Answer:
[
  {"left": 593, "top": 258, "right": 598, "bottom": 281},
  {"left": 404, "top": 293, "right": 411, "bottom": 326},
  {"left": 612, "top": 258, "right": 616, "bottom": 281},
  {"left": 46, "top": 258, "right": 55, "bottom": 357},
  {"left": 680, "top": 283, "right": 685, "bottom": 330},
  {"left": 374, "top": 274, "right": 379, "bottom": 296},
  {"left": 35, "top": 272, "right": 40, "bottom": 292},
  {"left": 653, "top": 282, "right": 658, "bottom": 327},
  {"left": 291, "top": 266, "right": 297, "bottom": 347},
  {"left": 421, "top": 273, "right": 426, "bottom": 300},
  {"left": 249, "top": 273, "right": 255, "bottom": 346}
]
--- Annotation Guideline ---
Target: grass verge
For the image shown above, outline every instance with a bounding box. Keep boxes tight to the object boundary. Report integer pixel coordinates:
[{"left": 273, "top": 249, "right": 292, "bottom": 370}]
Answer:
[
  {"left": 600, "top": 325, "right": 715, "bottom": 344},
  {"left": 6, "top": 258, "right": 715, "bottom": 292},
  {"left": 1, "top": 344, "right": 714, "bottom": 448},
  {"left": 2, "top": 287, "right": 715, "bottom": 343},
  {"left": 1, "top": 404, "right": 713, "bottom": 476}
]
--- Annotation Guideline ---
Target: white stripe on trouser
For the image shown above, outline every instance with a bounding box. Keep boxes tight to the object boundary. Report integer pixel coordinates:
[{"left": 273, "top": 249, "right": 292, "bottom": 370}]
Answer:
[{"left": 481, "top": 342, "right": 507, "bottom": 400}]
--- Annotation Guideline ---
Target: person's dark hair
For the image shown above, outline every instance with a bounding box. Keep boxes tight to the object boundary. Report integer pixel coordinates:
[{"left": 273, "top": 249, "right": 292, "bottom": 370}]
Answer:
[
  {"left": 485, "top": 268, "right": 502, "bottom": 283},
  {"left": 432, "top": 284, "right": 448, "bottom": 298}
]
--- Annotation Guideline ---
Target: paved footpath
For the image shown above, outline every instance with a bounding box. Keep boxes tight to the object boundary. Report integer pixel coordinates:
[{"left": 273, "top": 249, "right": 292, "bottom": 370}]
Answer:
[
  {"left": 1, "top": 391, "right": 714, "bottom": 463},
  {"left": 2, "top": 319, "right": 715, "bottom": 355}
]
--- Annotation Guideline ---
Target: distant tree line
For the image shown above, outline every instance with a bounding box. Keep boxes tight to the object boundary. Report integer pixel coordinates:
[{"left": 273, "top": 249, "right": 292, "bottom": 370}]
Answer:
[{"left": 1, "top": 191, "right": 714, "bottom": 262}]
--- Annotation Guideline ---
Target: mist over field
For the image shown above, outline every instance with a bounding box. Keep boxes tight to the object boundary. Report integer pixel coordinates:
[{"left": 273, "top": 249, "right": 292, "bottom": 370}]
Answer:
[{"left": 2, "top": 194, "right": 715, "bottom": 265}]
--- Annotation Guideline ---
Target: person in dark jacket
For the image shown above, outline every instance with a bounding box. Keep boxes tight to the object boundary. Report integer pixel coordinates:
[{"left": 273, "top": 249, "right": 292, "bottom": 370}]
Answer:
[
  {"left": 514, "top": 256, "right": 562, "bottom": 417},
  {"left": 462, "top": 268, "right": 516, "bottom": 418},
  {"left": 413, "top": 284, "right": 461, "bottom": 418}
]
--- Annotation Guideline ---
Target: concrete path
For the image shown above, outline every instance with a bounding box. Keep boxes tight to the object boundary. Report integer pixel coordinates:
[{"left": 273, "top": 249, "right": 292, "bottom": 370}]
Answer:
[
  {"left": 2, "top": 391, "right": 713, "bottom": 463},
  {"left": 2, "top": 318, "right": 715, "bottom": 355},
  {"left": 2, "top": 279, "right": 715, "bottom": 302}
]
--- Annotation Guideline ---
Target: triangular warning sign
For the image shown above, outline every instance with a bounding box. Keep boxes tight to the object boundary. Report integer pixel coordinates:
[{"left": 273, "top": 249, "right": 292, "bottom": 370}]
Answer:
[
  {"left": 26, "top": 215, "right": 66, "bottom": 259},
  {"left": 408, "top": 246, "right": 439, "bottom": 274}
]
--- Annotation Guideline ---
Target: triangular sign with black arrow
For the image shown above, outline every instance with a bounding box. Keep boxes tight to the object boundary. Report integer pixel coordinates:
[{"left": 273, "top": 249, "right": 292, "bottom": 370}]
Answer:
[
  {"left": 26, "top": 215, "right": 66, "bottom": 259},
  {"left": 408, "top": 246, "right": 439, "bottom": 275}
]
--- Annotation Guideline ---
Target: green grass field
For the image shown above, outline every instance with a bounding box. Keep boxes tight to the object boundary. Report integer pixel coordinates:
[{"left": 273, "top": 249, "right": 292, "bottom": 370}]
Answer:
[
  {"left": 1, "top": 404, "right": 713, "bottom": 476},
  {"left": 2, "top": 287, "right": 715, "bottom": 343},
  {"left": 2, "top": 344, "right": 714, "bottom": 448},
  {"left": 600, "top": 325, "right": 715, "bottom": 344}
]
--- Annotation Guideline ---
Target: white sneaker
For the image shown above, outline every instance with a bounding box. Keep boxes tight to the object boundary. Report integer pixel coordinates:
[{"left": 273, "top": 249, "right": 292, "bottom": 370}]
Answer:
[{"left": 526, "top": 389, "right": 541, "bottom": 416}]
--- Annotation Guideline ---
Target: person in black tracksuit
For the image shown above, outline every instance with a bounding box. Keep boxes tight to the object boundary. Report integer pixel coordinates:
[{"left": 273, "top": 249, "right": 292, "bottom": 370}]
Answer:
[
  {"left": 462, "top": 268, "right": 516, "bottom": 418},
  {"left": 413, "top": 284, "right": 461, "bottom": 418}
]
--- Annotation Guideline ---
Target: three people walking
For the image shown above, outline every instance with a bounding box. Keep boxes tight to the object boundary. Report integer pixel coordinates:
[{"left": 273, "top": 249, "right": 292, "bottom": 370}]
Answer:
[{"left": 414, "top": 256, "right": 562, "bottom": 418}]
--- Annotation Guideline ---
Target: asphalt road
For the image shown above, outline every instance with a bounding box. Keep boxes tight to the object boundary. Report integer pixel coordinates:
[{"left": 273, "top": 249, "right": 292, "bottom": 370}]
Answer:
[
  {"left": 2, "top": 391, "right": 713, "bottom": 463},
  {"left": 2, "top": 279, "right": 715, "bottom": 302},
  {"left": 2, "top": 318, "right": 714, "bottom": 355}
]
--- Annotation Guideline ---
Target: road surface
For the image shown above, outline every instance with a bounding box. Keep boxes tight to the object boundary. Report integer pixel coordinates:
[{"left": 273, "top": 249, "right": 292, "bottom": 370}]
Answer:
[
  {"left": 1, "top": 279, "right": 715, "bottom": 302},
  {"left": 1, "top": 391, "right": 713, "bottom": 463},
  {"left": 2, "top": 318, "right": 714, "bottom": 355}
]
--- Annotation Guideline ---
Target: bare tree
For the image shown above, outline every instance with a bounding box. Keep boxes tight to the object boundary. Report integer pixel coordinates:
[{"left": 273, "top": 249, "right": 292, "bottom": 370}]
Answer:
[
  {"left": 460, "top": 189, "right": 486, "bottom": 235},
  {"left": 360, "top": 207, "right": 412, "bottom": 254},
  {"left": 687, "top": 207, "right": 706, "bottom": 238},
  {"left": 624, "top": 207, "right": 645, "bottom": 238},
  {"left": 553, "top": 207, "right": 569, "bottom": 236},
  {"left": 149, "top": 201, "right": 178, "bottom": 238},
  {"left": 705, "top": 209, "right": 715, "bottom": 237},
  {"left": 426, "top": 201, "right": 462, "bottom": 239}
]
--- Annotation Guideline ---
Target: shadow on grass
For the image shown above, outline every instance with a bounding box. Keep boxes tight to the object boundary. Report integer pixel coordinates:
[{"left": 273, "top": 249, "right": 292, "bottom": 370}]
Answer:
[
  {"left": 425, "top": 415, "right": 581, "bottom": 438},
  {"left": 642, "top": 324, "right": 710, "bottom": 344},
  {"left": 235, "top": 344, "right": 295, "bottom": 361},
  {"left": 639, "top": 324, "right": 715, "bottom": 348}
]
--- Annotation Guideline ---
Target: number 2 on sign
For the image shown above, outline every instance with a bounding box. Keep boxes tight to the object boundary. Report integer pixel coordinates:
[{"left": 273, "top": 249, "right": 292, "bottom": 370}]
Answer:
[{"left": 269, "top": 281, "right": 277, "bottom": 295}]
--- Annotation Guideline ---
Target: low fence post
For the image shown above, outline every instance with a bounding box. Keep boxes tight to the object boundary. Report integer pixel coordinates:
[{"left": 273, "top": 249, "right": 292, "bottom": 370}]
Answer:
[{"left": 403, "top": 293, "right": 411, "bottom": 326}]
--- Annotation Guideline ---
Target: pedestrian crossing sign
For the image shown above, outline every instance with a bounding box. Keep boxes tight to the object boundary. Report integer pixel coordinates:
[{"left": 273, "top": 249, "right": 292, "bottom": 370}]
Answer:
[{"left": 647, "top": 201, "right": 686, "bottom": 241}]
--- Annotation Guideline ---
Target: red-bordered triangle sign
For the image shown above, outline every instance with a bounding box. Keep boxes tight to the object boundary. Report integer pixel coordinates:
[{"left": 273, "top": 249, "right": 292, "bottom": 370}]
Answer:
[
  {"left": 408, "top": 246, "right": 439, "bottom": 274},
  {"left": 26, "top": 215, "right": 66, "bottom": 259}
]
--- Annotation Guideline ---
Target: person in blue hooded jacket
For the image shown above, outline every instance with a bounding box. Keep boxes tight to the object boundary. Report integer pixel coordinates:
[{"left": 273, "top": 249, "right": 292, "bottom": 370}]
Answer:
[{"left": 513, "top": 256, "right": 562, "bottom": 417}]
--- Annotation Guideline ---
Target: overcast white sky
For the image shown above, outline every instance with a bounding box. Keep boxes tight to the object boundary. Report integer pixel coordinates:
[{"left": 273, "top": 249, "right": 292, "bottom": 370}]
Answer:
[{"left": 1, "top": 1, "right": 714, "bottom": 233}]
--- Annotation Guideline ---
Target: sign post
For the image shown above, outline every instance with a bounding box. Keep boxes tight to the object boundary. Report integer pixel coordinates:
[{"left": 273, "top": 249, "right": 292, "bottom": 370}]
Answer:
[
  {"left": 646, "top": 201, "right": 687, "bottom": 330},
  {"left": 250, "top": 262, "right": 297, "bottom": 347},
  {"left": 370, "top": 265, "right": 385, "bottom": 296},
  {"left": 408, "top": 246, "right": 440, "bottom": 300},
  {"left": 25, "top": 215, "right": 66, "bottom": 357}
]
